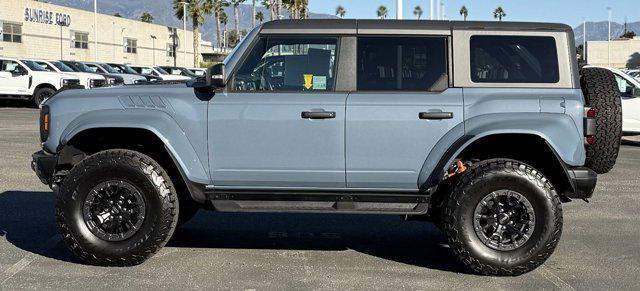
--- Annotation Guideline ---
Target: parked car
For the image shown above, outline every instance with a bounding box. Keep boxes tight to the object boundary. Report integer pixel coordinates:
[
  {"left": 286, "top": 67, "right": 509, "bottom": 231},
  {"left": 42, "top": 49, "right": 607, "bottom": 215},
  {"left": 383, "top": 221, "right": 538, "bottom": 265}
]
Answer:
[
  {"left": 32, "top": 20, "right": 622, "bottom": 275},
  {"left": 82, "top": 62, "right": 146, "bottom": 85},
  {"left": 61, "top": 61, "right": 124, "bottom": 86},
  {"left": 0, "top": 57, "right": 81, "bottom": 106},
  {"left": 158, "top": 66, "right": 200, "bottom": 79},
  {"left": 587, "top": 66, "right": 640, "bottom": 134},
  {"left": 626, "top": 69, "right": 640, "bottom": 81},
  {"left": 30, "top": 59, "right": 107, "bottom": 89},
  {"left": 188, "top": 67, "right": 207, "bottom": 77},
  {"left": 129, "top": 65, "right": 191, "bottom": 81},
  {"left": 107, "top": 63, "right": 161, "bottom": 82}
]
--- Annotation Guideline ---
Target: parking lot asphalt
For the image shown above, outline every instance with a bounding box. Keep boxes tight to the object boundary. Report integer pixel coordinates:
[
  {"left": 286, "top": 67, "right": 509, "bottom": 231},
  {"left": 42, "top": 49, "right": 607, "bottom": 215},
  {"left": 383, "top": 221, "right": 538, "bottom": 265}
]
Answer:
[{"left": 1, "top": 103, "right": 639, "bottom": 290}]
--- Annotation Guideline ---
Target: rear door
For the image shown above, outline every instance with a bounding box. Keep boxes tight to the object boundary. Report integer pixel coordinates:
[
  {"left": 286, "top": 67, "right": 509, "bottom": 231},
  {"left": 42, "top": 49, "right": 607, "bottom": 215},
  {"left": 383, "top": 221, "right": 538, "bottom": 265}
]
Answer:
[
  {"left": 208, "top": 36, "right": 348, "bottom": 188},
  {"left": 346, "top": 36, "right": 464, "bottom": 189}
]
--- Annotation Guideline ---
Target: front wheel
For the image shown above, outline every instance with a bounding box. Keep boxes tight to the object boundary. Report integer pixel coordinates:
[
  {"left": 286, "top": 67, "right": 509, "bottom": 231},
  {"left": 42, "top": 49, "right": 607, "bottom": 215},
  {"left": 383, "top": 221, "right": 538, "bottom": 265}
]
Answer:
[
  {"left": 33, "top": 87, "right": 56, "bottom": 107},
  {"left": 55, "top": 149, "right": 179, "bottom": 266},
  {"left": 443, "top": 159, "right": 563, "bottom": 276}
]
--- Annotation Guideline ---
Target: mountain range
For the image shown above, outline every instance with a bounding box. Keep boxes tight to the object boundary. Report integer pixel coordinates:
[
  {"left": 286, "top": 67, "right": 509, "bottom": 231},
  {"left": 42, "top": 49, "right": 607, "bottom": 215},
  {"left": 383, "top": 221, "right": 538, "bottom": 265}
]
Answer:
[{"left": 39, "top": 0, "right": 640, "bottom": 46}]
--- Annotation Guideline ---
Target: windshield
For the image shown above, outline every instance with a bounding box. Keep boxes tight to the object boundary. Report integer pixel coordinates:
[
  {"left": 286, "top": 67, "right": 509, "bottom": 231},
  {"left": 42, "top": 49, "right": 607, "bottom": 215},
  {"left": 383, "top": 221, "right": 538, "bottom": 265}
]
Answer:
[
  {"left": 121, "top": 65, "right": 139, "bottom": 74},
  {"left": 70, "top": 62, "right": 94, "bottom": 73},
  {"left": 20, "top": 60, "right": 47, "bottom": 71},
  {"left": 51, "top": 61, "right": 75, "bottom": 72},
  {"left": 98, "top": 63, "right": 119, "bottom": 74},
  {"left": 154, "top": 66, "right": 169, "bottom": 74}
]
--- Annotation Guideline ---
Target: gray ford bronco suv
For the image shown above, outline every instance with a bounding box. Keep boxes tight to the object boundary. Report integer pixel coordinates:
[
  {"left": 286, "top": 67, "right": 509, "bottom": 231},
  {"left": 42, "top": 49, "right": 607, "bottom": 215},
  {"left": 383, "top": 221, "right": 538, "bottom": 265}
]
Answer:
[{"left": 32, "top": 20, "right": 622, "bottom": 275}]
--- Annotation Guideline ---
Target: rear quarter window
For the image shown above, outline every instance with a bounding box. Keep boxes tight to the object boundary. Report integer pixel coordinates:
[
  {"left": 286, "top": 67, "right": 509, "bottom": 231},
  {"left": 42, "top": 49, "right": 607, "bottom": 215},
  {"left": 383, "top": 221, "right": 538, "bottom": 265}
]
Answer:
[{"left": 470, "top": 35, "right": 559, "bottom": 84}]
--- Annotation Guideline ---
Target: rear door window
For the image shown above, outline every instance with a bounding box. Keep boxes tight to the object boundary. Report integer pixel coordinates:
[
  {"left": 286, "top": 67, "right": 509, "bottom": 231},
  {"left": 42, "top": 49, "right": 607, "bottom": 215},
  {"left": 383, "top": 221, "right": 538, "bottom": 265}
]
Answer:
[
  {"left": 357, "top": 37, "right": 448, "bottom": 91},
  {"left": 470, "top": 35, "right": 559, "bottom": 83}
]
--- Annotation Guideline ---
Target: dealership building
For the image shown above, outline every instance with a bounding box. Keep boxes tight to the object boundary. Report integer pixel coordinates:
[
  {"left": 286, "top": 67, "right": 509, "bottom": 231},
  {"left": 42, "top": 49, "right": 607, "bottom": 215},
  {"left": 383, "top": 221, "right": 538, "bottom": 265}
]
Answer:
[{"left": 0, "top": 0, "right": 225, "bottom": 67}]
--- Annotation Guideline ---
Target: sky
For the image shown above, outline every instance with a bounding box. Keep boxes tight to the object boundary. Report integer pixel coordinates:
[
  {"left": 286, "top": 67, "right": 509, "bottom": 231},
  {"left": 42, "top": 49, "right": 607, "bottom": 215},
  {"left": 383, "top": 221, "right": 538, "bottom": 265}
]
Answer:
[{"left": 308, "top": 0, "right": 640, "bottom": 26}]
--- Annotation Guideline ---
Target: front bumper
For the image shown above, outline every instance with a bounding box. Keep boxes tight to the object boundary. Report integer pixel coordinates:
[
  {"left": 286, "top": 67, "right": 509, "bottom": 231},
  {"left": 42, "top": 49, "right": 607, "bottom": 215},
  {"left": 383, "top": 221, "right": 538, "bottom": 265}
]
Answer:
[
  {"left": 565, "top": 167, "right": 597, "bottom": 199},
  {"left": 31, "top": 150, "right": 58, "bottom": 185}
]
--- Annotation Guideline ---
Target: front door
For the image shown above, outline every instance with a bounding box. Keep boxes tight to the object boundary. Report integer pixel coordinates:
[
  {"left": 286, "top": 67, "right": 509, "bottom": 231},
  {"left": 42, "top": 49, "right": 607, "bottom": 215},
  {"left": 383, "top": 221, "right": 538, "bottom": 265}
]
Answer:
[
  {"left": 0, "top": 60, "right": 29, "bottom": 95},
  {"left": 346, "top": 36, "right": 463, "bottom": 189},
  {"left": 208, "top": 36, "right": 347, "bottom": 188}
]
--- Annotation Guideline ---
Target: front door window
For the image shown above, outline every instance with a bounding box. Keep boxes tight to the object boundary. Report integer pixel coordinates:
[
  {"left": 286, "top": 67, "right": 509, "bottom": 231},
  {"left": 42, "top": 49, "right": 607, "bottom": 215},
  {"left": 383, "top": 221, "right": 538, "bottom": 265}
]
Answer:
[{"left": 233, "top": 37, "right": 338, "bottom": 92}]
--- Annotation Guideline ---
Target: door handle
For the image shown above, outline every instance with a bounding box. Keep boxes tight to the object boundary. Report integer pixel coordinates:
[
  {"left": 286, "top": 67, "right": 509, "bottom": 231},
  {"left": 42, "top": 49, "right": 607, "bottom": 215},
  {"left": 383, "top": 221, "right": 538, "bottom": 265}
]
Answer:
[
  {"left": 419, "top": 112, "right": 454, "bottom": 120},
  {"left": 301, "top": 111, "right": 336, "bottom": 119}
]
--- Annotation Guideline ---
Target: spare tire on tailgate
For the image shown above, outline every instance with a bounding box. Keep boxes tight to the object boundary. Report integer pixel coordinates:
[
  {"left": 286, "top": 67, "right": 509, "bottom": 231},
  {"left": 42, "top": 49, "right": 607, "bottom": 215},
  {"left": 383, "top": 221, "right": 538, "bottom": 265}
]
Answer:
[{"left": 580, "top": 67, "right": 622, "bottom": 174}]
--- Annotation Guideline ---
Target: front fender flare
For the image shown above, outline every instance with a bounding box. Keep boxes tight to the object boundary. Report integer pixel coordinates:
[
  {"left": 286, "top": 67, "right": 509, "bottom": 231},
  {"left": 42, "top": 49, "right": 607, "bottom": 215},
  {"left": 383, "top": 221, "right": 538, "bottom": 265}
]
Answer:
[{"left": 59, "top": 109, "right": 210, "bottom": 185}]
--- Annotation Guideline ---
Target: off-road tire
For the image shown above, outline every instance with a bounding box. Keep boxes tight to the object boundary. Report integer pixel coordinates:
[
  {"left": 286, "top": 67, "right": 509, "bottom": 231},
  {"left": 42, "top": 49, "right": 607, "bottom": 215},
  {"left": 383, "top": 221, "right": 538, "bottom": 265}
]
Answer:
[
  {"left": 580, "top": 67, "right": 622, "bottom": 174},
  {"left": 55, "top": 149, "right": 179, "bottom": 266},
  {"left": 443, "top": 159, "right": 563, "bottom": 276},
  {"left": 33, "top": 87, "right": 56, "bottom": 107}
]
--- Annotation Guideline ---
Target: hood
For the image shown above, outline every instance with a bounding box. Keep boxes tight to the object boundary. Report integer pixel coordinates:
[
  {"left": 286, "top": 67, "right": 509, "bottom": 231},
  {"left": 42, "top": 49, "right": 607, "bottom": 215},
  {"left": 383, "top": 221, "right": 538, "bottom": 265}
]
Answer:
[{"left": 71, "top": 72, "right": 105, "bottom": 80}]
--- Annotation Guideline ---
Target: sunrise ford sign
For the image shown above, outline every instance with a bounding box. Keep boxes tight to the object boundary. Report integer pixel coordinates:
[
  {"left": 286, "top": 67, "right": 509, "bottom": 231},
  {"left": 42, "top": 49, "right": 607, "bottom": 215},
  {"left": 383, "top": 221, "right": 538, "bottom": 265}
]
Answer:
[{"left": 24, "top": 8, "right": 71, "bottom": 26}]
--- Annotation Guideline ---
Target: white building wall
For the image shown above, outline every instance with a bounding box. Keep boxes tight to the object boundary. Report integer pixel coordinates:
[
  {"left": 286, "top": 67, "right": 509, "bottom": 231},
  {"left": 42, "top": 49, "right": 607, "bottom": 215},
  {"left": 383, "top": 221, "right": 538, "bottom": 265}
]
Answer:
[{"left": 0, "top": 0, "right": 199, "bottom": 67}]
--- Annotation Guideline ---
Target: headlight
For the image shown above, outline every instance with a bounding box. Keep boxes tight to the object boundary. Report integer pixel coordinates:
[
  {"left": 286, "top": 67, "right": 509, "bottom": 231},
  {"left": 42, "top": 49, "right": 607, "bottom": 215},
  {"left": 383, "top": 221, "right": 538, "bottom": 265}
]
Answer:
[
  {"left": 61, "top": 79, "right": 80, "bottom": 87},
  {"left": 89, "top": 79, "right": 105, "bottom": 88}
]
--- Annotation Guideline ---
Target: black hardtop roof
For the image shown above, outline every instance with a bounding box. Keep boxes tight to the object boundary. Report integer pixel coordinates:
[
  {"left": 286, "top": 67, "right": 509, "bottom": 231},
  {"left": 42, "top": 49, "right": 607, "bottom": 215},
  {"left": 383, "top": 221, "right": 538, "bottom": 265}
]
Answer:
[{"left": 259, "top": 19, "right": 572, "bottom": 35}]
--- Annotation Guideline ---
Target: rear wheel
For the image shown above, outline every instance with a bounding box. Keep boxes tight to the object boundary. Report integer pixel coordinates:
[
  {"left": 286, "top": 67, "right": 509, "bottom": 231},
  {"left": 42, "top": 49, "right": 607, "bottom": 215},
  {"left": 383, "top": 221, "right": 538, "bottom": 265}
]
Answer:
[
  {"left": 56, "top": 149, "right": 178, "bottom": 266},
  {"left": 580, "top": 67, "right": 622, "bottom": 174},
  {"left": 443, "top": 159, "right": 562, "bottom": 276}
]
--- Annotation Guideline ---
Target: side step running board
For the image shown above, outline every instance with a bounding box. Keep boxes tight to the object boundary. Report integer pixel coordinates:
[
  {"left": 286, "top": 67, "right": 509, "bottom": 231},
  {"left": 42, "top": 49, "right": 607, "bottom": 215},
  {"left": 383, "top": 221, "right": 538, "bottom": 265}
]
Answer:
[{"left": 206, "top": 190, "right": 429, "bottom": 215}]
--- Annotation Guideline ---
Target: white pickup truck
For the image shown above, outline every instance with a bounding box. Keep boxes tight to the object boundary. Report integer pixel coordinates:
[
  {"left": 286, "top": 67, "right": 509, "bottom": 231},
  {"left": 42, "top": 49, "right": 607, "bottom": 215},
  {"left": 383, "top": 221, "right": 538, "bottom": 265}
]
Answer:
[
  {"left": 30, "top": 59, "right": 107, "bottom": 89},
  {"left": 0, "top": 57, "right": 82, "bottom": 106}
]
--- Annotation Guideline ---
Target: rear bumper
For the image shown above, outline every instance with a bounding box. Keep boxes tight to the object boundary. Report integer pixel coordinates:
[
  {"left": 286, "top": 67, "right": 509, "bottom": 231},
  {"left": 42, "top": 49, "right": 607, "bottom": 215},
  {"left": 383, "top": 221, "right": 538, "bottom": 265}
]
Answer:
[
  {"left": 566, "top": 167, "right": 597, "bottom": 199},
  {"left": 31, "top": 150, "right": 58, "bottom": 185}
]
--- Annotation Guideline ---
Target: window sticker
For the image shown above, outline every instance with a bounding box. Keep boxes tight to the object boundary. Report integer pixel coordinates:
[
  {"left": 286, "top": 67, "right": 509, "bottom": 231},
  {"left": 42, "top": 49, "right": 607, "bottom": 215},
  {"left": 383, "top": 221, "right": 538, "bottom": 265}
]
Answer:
[
  {"left": 303, "top": 74, "right": 314, "bottom": 90},
  {"left": 313, "top": 76, "right": 327, "bottom": 90}
]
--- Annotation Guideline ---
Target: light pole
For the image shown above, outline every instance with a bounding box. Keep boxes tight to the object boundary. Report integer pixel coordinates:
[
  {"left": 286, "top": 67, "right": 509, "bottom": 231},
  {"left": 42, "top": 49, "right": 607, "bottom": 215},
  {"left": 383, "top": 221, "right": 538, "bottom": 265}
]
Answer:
[
  {"left": 151, "top": 35, "right": 157, "bottom": 66},
  {"left": 436, "top": 0, "right": 440, "bottom": 20},
  {"left": 180, "top": 1, "right": 188, "bottom": 67},
  {"left": 583, "top": 18, "right": 586, "bottom": 62},
  {"left": 396, "top": 0, "right": 403, "bottom": 20},
  {"left": 441, "top": 1, "right": 446, "bottom": 20},
  {"left": 430, "top": 0, "right": 434, "bottom": 20},
  {"left": 607, "top": 7, "right": 612, "bottom": 67},
  {"left": 94, "top": 0, "right": 98, "bottom": 61}
]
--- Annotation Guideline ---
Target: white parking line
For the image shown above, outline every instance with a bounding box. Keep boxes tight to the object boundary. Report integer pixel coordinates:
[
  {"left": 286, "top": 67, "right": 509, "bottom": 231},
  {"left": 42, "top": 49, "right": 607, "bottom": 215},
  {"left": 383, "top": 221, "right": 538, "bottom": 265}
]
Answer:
[
  {"left": 537, "top": 266, "right": 575, "bottom": 291},
  {"left": 0, "top": 234, "right": 62, "bottom": 285}
]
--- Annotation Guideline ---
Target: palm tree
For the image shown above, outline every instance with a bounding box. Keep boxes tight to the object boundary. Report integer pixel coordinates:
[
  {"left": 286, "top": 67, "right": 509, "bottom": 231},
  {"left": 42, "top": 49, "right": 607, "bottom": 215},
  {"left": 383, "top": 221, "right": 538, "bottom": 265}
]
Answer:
[
  {"left": 277, "top": 0, "right": 283, "bottom": 19},
  {"left": 220, "top": 11, "right": 228, "bottom": 47},
  {"left": 377, "top": 5, "right": 387, "bottom": 20},
  {"left": 213, "top": 0, "right": 229, "bottom": 49},
  {"left": 172, "top": 0, "right": 215, "bottom": 66},
  {"left": 261, "top": 0, "right": 275, "bottom": 20},
  {"left": 493, "top": 6, "right": 506, "bottom": 21},
  {"left": 229, "top": 0, "right": 246, "bottom": 38},
  {"left": 256, "top": 11, "right": 264, "bottom": 23},
  {"left": 459, "top": 5, "right": 468, "bottom": 21},
  {"left": 252, "top": 0, "right": 257, "bottom": 27},
  {"left": 413, "top": 6, "right": 423, "bottom": 19},
  {"left": 335, "top": 5, "right": 346, "bottom": 18},
  {"left": 140, "top": 12, "right": 154, "bottom": 23}
]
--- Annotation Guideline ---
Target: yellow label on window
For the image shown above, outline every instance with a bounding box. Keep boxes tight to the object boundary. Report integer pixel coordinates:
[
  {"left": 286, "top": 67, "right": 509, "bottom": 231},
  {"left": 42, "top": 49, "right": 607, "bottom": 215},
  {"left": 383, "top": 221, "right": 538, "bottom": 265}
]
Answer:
[{"left": 303, "top": 74, "right": 313, "bottom": 90}]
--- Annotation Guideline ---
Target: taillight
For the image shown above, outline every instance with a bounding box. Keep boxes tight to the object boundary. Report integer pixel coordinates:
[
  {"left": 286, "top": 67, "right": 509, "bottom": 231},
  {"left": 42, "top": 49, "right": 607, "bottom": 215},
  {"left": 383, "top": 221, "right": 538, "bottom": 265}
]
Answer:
[
  {"left": 40, "top": 105, "right": 50, "bottom": 142},
  {"left": 586, "top": 108, "right": 597, "bottom": 118},
  {"left": 586, "top": 136, "right": 595, "bottom": 145}
]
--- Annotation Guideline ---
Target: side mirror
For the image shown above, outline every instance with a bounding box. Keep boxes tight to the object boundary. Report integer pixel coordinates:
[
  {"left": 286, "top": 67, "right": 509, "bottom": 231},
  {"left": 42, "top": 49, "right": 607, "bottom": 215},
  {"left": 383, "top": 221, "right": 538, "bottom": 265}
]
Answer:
[{"left": 206, "top": 63, "right": 226, "bottom": 88}]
